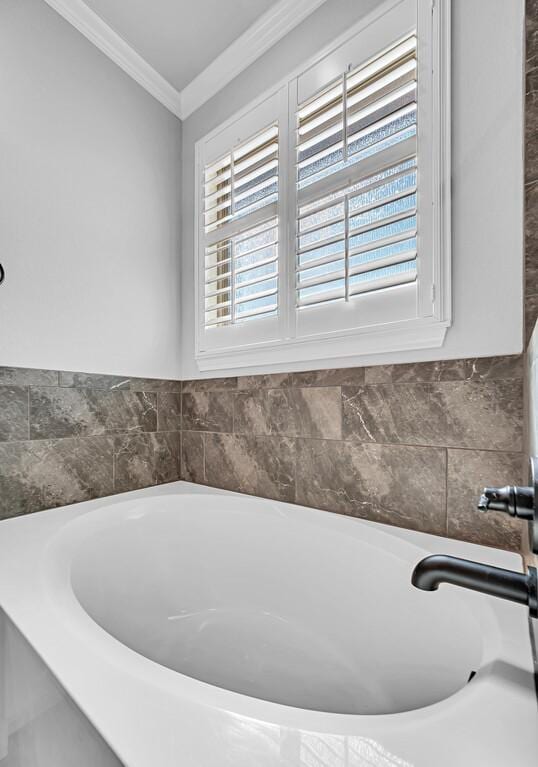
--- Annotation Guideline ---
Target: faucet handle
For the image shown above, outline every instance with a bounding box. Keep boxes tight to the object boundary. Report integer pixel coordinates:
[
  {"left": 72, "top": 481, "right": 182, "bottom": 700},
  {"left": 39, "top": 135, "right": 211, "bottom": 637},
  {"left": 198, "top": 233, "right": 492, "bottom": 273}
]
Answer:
[
  {"left": 477, "top": 457, "right": 538, "bottom": 556},
  {"left": 477, "top": 485, "right": 534, "bottom": 519}
]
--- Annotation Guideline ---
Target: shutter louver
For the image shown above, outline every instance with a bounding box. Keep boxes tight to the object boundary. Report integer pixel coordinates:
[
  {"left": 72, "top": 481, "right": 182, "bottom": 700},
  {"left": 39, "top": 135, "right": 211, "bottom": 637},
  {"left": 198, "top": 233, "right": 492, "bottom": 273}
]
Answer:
[
  {"left": 203, "top": 125, "right": 279, "bottom": 328},
  {"left": 295, "top": 35, "right": 418, "bottom": 309}
]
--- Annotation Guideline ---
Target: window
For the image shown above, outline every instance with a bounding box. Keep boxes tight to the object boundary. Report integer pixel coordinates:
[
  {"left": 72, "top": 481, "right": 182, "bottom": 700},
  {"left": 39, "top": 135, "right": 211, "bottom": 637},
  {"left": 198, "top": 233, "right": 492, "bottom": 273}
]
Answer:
[
  {"left": 203, "top": 125, "right": 279, "bottom": 328},
  {"left": 195, "top": 0, "right": 450, "bottom": 371}
]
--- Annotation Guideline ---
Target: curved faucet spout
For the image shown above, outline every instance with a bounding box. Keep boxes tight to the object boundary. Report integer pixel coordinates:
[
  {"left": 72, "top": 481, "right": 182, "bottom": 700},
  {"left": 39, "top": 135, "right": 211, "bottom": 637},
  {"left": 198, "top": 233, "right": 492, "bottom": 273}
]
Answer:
[{"left": 412, "top": 555, "right": 537, "bottom": 617}]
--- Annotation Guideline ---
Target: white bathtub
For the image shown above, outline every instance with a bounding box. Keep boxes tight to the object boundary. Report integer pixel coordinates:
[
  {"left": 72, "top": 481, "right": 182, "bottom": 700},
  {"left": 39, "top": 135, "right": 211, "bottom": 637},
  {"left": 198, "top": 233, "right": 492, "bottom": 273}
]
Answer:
[{"left": 0, "top": 482, "right": 536, "bottom": 766}]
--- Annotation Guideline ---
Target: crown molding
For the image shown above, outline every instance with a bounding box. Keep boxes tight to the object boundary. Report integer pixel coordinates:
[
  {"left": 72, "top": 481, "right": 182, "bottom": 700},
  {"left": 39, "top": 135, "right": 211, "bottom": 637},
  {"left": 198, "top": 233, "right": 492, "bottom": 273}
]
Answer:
[
  {"left": 43, "top": 0, "right": 182, "bottom": 118},
  {"left": 43, "top": 0, "right": 329, "bottom": 120},
  {"left": 180, "top": 0, "right": 329, "bottom": 119}
]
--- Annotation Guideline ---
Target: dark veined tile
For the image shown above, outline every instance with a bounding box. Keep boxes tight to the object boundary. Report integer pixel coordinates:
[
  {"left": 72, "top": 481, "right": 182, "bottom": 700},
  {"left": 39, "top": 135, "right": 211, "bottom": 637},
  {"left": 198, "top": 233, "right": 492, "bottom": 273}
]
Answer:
[
  {"left": 528, "top": 0, "right": 538, "bottom": 69},
  {"left": 0, "top": 436, "right": 114, "bottom": 518},
  {"left": 526, "top": 180, "right": 538, "bottom": 297},
  {"left": 59, "top": 370, "right": 182, "bottom": 392},
  {"left": 129, "top": 377, "right": 182, "bottom": 392},
  {"left": 363, "top": 356, "right": 523, "bottom": 385},
  {"left": 526, "top": 89, "right": 538, "bottom": 184},
  {"left": 181, "top": 431, "right": 205, "bottom": 484},
  {"left": 237, "top": 372, "right": 291, "bottom": 390},
  {"left": 291, "top": 367, "right": 365, "bottom": 387},
  {"left": 59, "top": 371, "right": 131, "bottom": 390},
  {"left": 342, "top": 380, "right": 523, "bottom": 451},
  {"left": 157, "top": 392, "right": 181, "bottom": 432},
  {"left": 447, "top": 449, "right": 524, "bottom": 551},
  {"left": 182, "top": 377, "right": 237, "bottom": 392},
  {"left": 462, "top": 356, "right": 523, "bottom": 381},
  {"left": 114, "top": 432, "right": 180, "bottom": 492},
  {"left": 29, "top": 387, "right": 157, "bottom": 439},
  {"left": 0, "top": 367, "right": 58, "bottom": 386},
  {"left": 526, "top": 294, "right": 538, "bottom": 344},
  {"left": 296, "top": 439, "right": 446, "bottom": 535},
  {"left": 0, "top": 387, "right": 28, "bottom": 442},
  {"left": 182, "top": 391, "right": 233, "bottom": 433},
  {"left": 234, "top": 387, "right": 342, "bottom": 439},
  {"left": 204, "top": 433, "right": 295, "bottom": 503},
  {"left": 364, "top": 359, "right": 468, "bottom": 384}
]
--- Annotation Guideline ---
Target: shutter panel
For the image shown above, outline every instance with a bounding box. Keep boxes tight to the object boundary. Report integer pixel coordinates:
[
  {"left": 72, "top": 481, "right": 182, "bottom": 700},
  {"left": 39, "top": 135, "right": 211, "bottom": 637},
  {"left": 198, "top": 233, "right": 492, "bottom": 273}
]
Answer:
[
  {"left": 203, "top": 125, "right": 279, "bottom": 328},
  {"left": 295, "top": 35, "right": 418, "bottom": 309}
]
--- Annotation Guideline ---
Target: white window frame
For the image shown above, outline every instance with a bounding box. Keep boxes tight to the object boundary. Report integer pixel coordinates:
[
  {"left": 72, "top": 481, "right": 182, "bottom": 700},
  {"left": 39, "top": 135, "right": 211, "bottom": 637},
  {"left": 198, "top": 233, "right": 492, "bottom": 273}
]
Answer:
[{"left": 194, "top": 0, "right": 451, "bottom": 372}]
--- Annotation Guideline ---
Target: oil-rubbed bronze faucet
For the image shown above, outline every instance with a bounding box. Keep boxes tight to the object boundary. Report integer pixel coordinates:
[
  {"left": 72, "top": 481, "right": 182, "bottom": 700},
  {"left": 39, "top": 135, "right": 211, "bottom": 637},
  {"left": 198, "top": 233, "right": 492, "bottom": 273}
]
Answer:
[
  {"left": 412, "top": 457, "right": 538, "bottom": 619},
  {"left": 412, "top": 555, "right": 537, "bottom": 617}
]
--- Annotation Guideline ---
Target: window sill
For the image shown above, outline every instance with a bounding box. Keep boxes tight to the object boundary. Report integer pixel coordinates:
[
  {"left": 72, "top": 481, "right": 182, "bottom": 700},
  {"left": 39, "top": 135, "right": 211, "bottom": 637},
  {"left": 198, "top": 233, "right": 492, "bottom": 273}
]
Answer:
[{"left": 196, "top": 318, "right": 449, "bottom": 372}]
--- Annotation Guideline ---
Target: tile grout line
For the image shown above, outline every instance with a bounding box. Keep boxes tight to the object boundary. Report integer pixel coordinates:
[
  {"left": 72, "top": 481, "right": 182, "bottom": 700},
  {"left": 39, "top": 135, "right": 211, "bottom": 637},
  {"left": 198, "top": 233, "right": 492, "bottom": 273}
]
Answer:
[
  {"left": 1, "top": 427, "right": 524, "bottom": 455},
  {"left": 157, "top": 428, "right": 525, "bottom": 455}
]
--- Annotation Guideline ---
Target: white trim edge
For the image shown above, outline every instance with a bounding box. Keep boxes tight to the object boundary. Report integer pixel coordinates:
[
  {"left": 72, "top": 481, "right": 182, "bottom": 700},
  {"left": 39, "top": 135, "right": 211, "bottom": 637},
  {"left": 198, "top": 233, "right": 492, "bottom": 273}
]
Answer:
[
  {"left": 180, "top": 0, "right": 330, "bottom": 119},
  {"left": 43, "top": 0, "right": 183, "bottom": 118},
  {"left": 196, "top": 320, "right": 450, "bottom": 372}
]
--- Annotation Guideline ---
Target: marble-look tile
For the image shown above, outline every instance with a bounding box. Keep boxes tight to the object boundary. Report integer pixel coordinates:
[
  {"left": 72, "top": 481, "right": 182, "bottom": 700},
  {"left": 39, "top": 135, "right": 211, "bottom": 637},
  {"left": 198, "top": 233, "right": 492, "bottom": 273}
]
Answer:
[
  {"left": 0, "top": 436, "right": 114, "bottom": 518},
  {"left": 181, "top": 431, "right": 205, "bottom": 484},
  {"left": 59, "top": 371, "right": 181, "bottom": 392},
  {"left": 234, "top": 387, "right": 342, "bottom": 439},
  {"left": 365, "top": 359, "right": 468, "bottom": 384},
  {"left": 291, "top": 368, "right": 365, "bottom": 387},
  {"left": 525, "top": 292, "right": 538, "bottom": 343},
  {"left": 0, "top": 367, "right": 58, "bottom": 386},
  {"left": 0, "top": 387, "right": 28, "bottom": 442},
  {"left": 182, "top": 391, "right": 233, "bottom": 432},
  {"left": 205, "top": 433, "right": 295, "bottom": 502},
  {"left": 59, "top": 371, "right": 131, "bottom": 390},
  {"left": 29, "top": 387, "right": 157, "bottom": 439},
  {"left": 526, "top": 181, "right": 538, "bottom": 296},
  {"left": 129, "top": 377, "right": 182, "bottom": 392},
  {"left": 528, "top": 0, "right": 538, "bottom": 69},
  {"left": 296, "top": 439, "right": 446, "bottom": 535},
  {"left": 462, "top": 355, "right": 523, "bottom": 381},
  {"left": 526, "top": 89, "right": 538, "bottom": 185},
  {"left": 528, "top": 61, "right": 538, "bottom": 100},
  {"left": 528, "top": 320, "right": 538, "bottom": 456},
  {"left": 447, "top": 449, "right": 524, "bottom": 551},
  {"left": 364, "top": 357, "right": 523, "bottom": 384},
  {"left": 342, "top": 381, "right": 523, "bottom": 451},
  {"left": 237, "top": 372, "right": 291, "bottom": 390},
  {"left": 182, "top": 377, "right": 238, "bottom": 392},
  {"left": 157, "top": 392, "right": 181, "bottom": 431},
  {"left": 114, "top": 432, "right": 180, "bottom": 492}
]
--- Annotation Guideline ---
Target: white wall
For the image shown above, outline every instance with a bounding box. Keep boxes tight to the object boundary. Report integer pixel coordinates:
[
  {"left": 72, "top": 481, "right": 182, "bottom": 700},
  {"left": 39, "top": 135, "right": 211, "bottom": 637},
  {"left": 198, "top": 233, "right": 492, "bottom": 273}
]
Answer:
[
  {"left": 0, "top": 0, "right": 182, "bottom": 379},
  {"left": 180, "top": 0, "right": 525, "bottom": 378}
]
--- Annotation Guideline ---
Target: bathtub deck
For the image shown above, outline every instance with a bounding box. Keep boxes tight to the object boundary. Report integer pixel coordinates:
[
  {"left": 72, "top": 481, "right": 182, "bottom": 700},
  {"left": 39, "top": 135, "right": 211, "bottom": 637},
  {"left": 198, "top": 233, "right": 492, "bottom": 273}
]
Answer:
[{"left": 0, "top": 481, "right": 536, "bottom": 767}]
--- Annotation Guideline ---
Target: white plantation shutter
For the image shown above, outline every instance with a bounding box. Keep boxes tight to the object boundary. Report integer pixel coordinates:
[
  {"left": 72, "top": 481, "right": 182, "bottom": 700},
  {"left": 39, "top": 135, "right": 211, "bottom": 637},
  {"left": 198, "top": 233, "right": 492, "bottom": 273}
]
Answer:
[
  {"left": 295, "top": 35, "right": 418, "bottom": 312},
  {"left": 203, "top": 124, "right": 279, "bottom": 328},
  {"left": 197, "top": 89, "right": 288, "bottom": 357}
]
